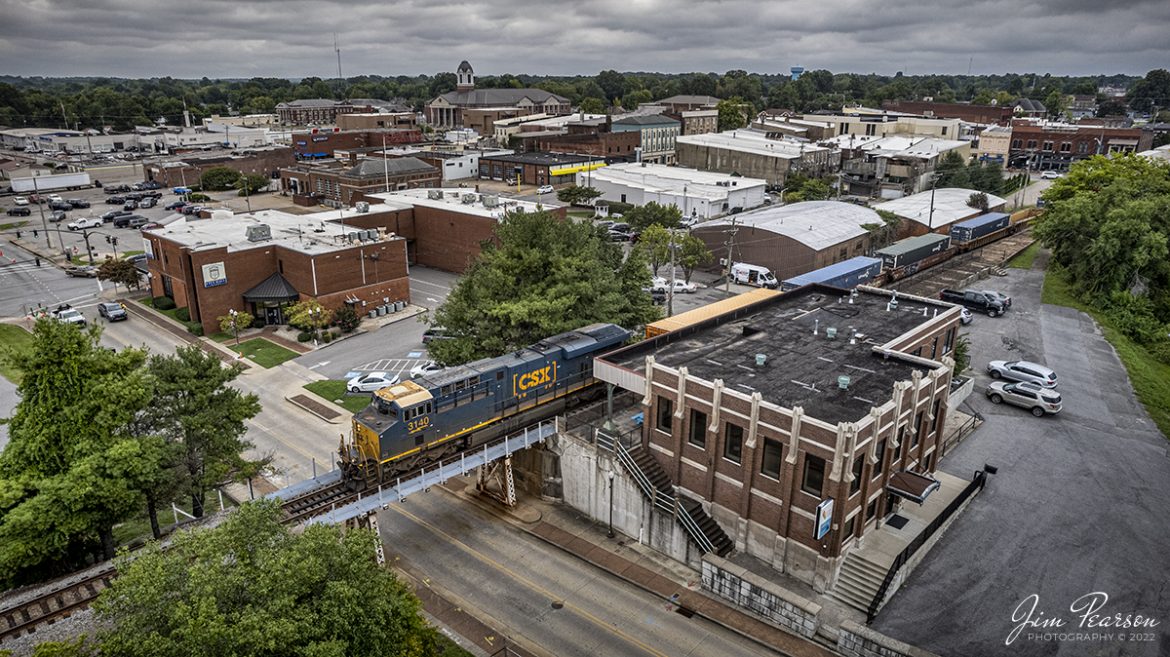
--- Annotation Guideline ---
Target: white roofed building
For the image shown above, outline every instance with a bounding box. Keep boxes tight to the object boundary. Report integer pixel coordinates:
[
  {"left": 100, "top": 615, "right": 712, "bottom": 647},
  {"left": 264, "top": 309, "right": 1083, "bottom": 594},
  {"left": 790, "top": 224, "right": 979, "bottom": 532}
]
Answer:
[
  {"left": 675, "top": 129, "right": 834, "bottom": 186},
  {"left": 579, "top": 162, "right": 766, "bottom": 220},
  {"left": 873, "top": 187, "right": 1007, "bottom": 238}
]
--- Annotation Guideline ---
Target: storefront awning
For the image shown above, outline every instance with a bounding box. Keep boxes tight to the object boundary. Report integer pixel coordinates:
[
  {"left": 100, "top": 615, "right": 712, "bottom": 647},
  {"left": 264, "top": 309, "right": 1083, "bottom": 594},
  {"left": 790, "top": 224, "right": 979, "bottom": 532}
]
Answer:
[
  {"left": 242, "top": 273, "right": 299, "bottom": 303},
  {"left": 887, "top": 470, "right": 941, "bottom": 504}
]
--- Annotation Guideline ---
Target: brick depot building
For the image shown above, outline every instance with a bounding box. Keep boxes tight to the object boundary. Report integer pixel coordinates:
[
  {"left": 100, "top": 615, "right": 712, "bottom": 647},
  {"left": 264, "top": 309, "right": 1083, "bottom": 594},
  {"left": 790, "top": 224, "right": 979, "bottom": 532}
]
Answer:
[
  {"left": 478, "top": 151, "right": 605, "bottom": 187},
  {"left": 143, "top": 147, "right": 295, "bottom": 188},
  {"left": 595, "top": 285, "right": 961, "bottom": 591},
  {"left": 280, "top": 157, "right": 440, "bottom": 206},
  {"left": 291, "top": 128, "right": 423, "bottom": 159},
  {"left": 143, "top": 190, "right": 563, "bottom": 332}
]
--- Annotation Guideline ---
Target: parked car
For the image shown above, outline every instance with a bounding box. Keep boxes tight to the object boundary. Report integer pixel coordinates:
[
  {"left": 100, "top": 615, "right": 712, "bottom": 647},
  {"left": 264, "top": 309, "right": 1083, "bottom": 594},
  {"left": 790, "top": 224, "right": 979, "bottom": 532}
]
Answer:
[
  {"left": 47, "top": 194, "right": 64, "bottom": 203},
  {"left": 13, "top": 196, "right": 28, "bottom": 206},
  {"left": 63, "top": 265, "right": 97, "bottom": 278},
  {"left": 102, "top": 209, "right": 131, "bottom": 222},
  {"left": 112, "top": 214, "right": 146, "bottom": 228},
  {"left": 49, "top": 200, "right": 73, "bottom": 211},
  {"left": 939, "top": 288, "right": 1006, "bottom": 317},
  {"left": 123, "top": 200, "right": 138, "bottom": 211},
  {"left": 346, "top": 371, "right": 400, "bottom": 393},
  {"left": 986, "top": 381, "right": 1063, "bottom": 416},
  {"left": 594, "top": 220, "right": 615, "bottom": 232},
  {"left": 536, "top": 185, "right": 555, "bottom": 195},
  {"left": 164, "top": 200, "right": 188, "bottom": 211},
  {"left": 98, "top": 302, "right": 129, "bottom": 321},
  {"left": 67, "top": 216, "right": 102, "bottom": 230},
  {"left": 127, "top": 253, "right": 148, "bottom": 274},
  {"left": 68, "top": 199, "right": 91, "bottom": 209},
  {"left": 978, "top": 290, "right": 1012, "bottom": 308},
  {"left": 421, "top": 327, "right": 449, "bottom": 344},
  {"left": 960, "top": 307, "right": 973, "bottom": 325},
  {"left": 49, "top": 210, "right": 67, "bottom": 223},
  {"left": 643, "top": 287, "right": 667, "bottom": 305},
  {"left": 138, "top": 197, "right": 157, "bottom": 208},
  {"left": 607, "top": 229, "right": 634, "bottom": 242},
  {"left": 410, "top": 360, "right": 443, "bottom": 379},
  {"left": 143, "top": 181, "right": 162, "bottom": 190},
  {"left": 6, "top": 206, "right": 31, "bottom": 216},
  {"left": 1040, "top": 171, "right": 1064, "bottom": 180},
  {"left": 106, "top": 196, "right": 125, "bottom": 204},
  {"left": 52, "top": 306, "right": 87, "bottom": 326},
  {"left": 653, "top": 278, "right": 697, "bottom": 294},
  {"left": 987, "top": 360, "right": 1059, "bottom": 388}
]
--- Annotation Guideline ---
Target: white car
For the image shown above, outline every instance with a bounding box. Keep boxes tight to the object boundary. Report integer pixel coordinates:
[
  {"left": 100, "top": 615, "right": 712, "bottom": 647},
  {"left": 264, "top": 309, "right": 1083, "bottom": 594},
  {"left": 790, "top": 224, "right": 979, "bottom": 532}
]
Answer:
[
  {"left": 13, "top": 196, "right": 28, "bottom": 206},
  {"left": 960, "top": 308, "right": 973, "bottom": 325},
  {"left": 536, "top": 185, "right": 554, "bottom": 195},
  {"left": 48, "top": 194, "right": 64, "bottom": 203},
  {"left": 52, "top": 308, "right": 87, "bottom": 327},
  {"left": 346, "top": 371, "right": 400, "bottom": 393},
  {"left": 1040, "top": 171, "right": 1063, "bottom": 180},
  {"left": 653, "top": 278, "right": 697, "bottom": 294},
  {"left": 67, "top": 216, "right": 102, "bottom": 231},
  {"left": 410, "top": 360, "right": 443, "bottom": 379}
]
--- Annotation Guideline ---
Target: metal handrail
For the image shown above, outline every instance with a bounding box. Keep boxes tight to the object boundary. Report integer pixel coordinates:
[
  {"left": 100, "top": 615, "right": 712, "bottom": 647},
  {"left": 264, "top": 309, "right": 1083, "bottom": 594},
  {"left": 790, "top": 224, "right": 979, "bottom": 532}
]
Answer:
[
  {"left": 866, "top": 470, "right": 986, "bottom": 623},
  {"left": 677, "top": 502, "right": 717, "bottom": 554}
]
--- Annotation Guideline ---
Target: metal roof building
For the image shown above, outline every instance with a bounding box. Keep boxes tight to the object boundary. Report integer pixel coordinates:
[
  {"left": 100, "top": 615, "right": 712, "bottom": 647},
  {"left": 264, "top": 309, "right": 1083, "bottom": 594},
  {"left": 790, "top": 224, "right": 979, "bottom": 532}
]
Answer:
[
  {"left": 873, "top": 187, "right": 1007, "bottom": 235},
  {"left": 691, "top": 201, "right": 881, "bottom": 282}
]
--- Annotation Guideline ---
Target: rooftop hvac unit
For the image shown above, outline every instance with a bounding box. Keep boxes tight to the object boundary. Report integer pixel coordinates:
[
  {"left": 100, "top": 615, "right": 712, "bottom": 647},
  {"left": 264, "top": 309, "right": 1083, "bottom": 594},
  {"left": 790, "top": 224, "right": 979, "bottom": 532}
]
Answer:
[
  {"left": 364, "top": 229, "right": 377, "bottom": 241},
  {"left": 245, "top": 224, "right": 272, "bottom": 242},
  {"left": 482, "top": 194, "right": 499, "bottom": 207},
  {"left": 355, "top": 201, "right": 369, "bottom": 213},
  {"left": 461, "top": 194, "right": 477, "bottom": 204},
  {"left": 427, "top": 189, "right": 444, "bottom": 200},
  {"left": 347, "top": 232, "right": 359, "bottom": 243}
]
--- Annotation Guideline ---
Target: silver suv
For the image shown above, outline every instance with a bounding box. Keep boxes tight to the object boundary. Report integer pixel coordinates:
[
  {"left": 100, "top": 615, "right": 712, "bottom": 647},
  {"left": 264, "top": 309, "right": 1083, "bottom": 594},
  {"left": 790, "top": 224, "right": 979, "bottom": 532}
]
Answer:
[
  {"left": 986, "top": 381, "right": 1062, "bottom": 416},
  {"left": 987, "top": 360, "right": 1058, "bottom": 388}
]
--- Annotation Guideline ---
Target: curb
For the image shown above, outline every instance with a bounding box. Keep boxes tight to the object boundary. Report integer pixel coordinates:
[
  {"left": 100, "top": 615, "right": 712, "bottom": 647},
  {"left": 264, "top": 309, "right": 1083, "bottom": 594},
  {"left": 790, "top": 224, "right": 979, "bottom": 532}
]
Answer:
[{"left": 285, "top": 393, "right": 347, "bottom": 425}]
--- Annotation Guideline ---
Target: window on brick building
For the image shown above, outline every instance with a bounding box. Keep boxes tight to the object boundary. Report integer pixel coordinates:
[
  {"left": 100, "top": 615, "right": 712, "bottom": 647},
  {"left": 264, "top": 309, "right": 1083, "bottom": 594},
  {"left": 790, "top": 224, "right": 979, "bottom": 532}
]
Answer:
[
  {"left": 849, "top": 454, "right": 864, "bottom": 495},
  {"left": 1042, "top": 141, "right": 1054, "bottom": 151},
  {"left": 724, "top": 423, "right": 744, "bottom": 464},
  {"left": 943, "top": 327, "right": 955, "bottom": 355},
  {"left": 873, "top": 439, "right": 887, "bottom": 478},
  {"left": 655, "top": 396, "right": 673, "bottom": 433},
  {"left": 801, "top": 454, "right": 826, "bottom": 496},
  {"left": 761, "top": 439, "right": 782, "bottom": 480},
  {"left": 1078, "top": 142, "right": 1089, "bottom": 154},
  {"left": 1012, "top": 139, "right": 1022, "bottom": 148},
  {"left": 688, "top": 409, "right": 707, "bottom": 448},
  {"left": 893, "top": 433, "right": 903, "bottom": 463},
  {"left": 842, "top": 516, "right": 856, "bottom": 542},
  {"left": 1027, "top": 139, "right": 1037, "bottom": 149},
  {"left": 866, "top": 499, "right": 877, "bottom": 520},
  {"left": 929, "top": 399, "right": 941, "bottom": 433},
  {"left": 1060, "top": 142, "right": 1072, "bottom": 153},
  {"left": 912, "top": 412, "right": 923, "bottom": 447}
]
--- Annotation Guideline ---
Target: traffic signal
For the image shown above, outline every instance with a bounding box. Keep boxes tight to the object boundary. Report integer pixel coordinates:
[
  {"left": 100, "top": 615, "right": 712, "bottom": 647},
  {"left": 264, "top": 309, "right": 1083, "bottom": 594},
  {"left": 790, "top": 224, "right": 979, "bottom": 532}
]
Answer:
[{"left": 105, "top": 235, "right": 111, "bottom": 243}]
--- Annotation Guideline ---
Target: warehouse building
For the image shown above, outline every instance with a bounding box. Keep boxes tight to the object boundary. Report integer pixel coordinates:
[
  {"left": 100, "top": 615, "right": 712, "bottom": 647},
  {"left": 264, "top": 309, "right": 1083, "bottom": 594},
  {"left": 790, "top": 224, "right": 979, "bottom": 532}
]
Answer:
[
  {"left": 675, "top": 129, "right": 833, "bottom": 186},
  {"left": 583, "top": 285, "right": 961, "bottom": 592},
  {"left": 280, "top": 157, "right": 440, "bottom": 207},
  {"left": 691, "top": 201, "right": 881, "bottom": 282},
  {"left": 579, "top": 163, "right": 766, "bottom": 220},
  {"left": 478, "top": 151, "right": 605, "bottom": 187},
  {"left": 872, "top": 188, "right": 1007, "bottom": 239}
]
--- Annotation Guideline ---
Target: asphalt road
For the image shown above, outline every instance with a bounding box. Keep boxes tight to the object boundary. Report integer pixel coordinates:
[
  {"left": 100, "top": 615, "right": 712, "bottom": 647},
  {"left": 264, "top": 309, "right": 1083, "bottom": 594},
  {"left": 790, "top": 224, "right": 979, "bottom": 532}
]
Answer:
[
  {"left": 0, "top": 242, "right": 105, "bottom": 318},
  {"left": 378, "top": 486, "right": 780, "bottom": 657},
  {"left": 873, "top": 253, "right": 1170, "bottom": 657}
]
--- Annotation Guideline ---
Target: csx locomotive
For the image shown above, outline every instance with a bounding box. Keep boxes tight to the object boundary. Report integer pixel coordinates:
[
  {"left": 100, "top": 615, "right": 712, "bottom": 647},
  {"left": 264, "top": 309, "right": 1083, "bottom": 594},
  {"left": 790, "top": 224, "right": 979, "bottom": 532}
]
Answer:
[{"left": 339, "top": 323, "right": 630, "bottom": 485}]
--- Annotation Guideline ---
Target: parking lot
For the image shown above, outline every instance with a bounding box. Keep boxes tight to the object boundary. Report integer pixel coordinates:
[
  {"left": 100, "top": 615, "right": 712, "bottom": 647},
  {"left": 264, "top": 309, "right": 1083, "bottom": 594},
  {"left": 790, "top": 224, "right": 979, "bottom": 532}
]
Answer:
[{"left": 874, "top": 253, "right": 1170, "bottom": 657}]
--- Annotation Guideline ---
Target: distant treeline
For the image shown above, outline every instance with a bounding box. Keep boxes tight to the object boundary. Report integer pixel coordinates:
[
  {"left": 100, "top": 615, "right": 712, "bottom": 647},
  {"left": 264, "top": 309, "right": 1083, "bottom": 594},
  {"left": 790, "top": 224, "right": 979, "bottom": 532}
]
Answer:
[{"left": 0, "top": 69, "right": 1159, "bottom": 132}]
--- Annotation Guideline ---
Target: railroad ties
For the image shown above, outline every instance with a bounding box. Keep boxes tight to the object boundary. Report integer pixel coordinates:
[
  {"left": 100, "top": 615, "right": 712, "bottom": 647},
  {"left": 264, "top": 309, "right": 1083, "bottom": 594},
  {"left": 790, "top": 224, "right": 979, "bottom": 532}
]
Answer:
[{"left": 0, "top": 568, "right": 115, "bottom": 643}]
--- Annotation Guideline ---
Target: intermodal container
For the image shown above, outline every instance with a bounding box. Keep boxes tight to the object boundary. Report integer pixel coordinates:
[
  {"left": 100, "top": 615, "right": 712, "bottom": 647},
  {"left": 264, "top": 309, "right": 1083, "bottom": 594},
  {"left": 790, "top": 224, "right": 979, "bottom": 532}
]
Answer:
[
  {"left": 949, "top": 212, "right": 1010, "bottom": 243},
  {"left": 782, "top": 256, "right": 883, "bottom": 291},
  {"left": 876, "top": 233, "right": 952, "bottom": 270}
]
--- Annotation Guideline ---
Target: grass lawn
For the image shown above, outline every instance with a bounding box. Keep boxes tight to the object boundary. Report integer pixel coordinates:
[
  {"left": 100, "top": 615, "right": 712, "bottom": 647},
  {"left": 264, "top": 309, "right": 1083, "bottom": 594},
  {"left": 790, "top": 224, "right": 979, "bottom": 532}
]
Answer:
[
  {"left": 112, "top": 496, "right": 236, "bottom": 547},
  {"left": 0, "top": 220, "right": 29, "bottom": 231},
  {"left": 0, "top": 324, "right": 34, "bottom": 384},
  {"left": 121, "top": 249, "right": 144, "bottom": 258},
  {"left": 208, "top": 331, "right": 235, "bottom": 343},
  {"left": 232, "top": 337, "right": 299, "bottom": 368},
  {"left": 1042, "top": 265, "right": 1170, "bottom": 439},
  {"left": 304, "top": 380, "right": 370, "bottom": 413},
  {"left": 1007, "top": 241, "right": 1041, "bottom": 269}
]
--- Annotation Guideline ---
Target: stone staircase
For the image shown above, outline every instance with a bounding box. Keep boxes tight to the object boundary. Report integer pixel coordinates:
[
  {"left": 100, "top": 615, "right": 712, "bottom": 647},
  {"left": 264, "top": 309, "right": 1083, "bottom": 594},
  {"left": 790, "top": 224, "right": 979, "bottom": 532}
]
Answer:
[
  {"left": 678, "top": 496, "right": 735, "bottom": 557},
  {"left": 830, "top": 551, "right": 888, "bottom": 613}
]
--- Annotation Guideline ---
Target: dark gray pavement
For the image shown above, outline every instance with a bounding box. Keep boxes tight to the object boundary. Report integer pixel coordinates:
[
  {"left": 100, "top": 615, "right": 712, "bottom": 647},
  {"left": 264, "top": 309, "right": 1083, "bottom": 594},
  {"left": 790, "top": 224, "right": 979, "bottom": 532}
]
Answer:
[{"left": 874, "top": 252, "right": 1170, "bottom": 657}]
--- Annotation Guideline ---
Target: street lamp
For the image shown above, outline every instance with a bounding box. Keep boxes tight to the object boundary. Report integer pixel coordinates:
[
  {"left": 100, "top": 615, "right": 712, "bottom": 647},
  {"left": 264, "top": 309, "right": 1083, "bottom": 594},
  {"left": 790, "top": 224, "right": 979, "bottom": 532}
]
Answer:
[
  {"left": 228, "top": 308, "right": 241, "bottom": 346},
  {"left": 607, "top": 470, "right": 616, "bottom": 539}
]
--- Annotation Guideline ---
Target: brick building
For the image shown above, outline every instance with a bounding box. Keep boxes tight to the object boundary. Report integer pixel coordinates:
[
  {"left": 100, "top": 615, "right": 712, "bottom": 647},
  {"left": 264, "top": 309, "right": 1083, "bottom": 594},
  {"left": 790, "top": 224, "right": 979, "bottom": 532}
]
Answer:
[
  {"left": 881, "top": 100, "right": 1014, "bottom": 126},
  {"left": 535, "top": 118, "right": 642, "bottom": 160},
  {"left": 143, "top": 147, "right": 295, "bottom": 188},
  {"left": 1007, "top": 120, "right": 1152, "bottom": 171},
  {"left": 290, "top": 128, "right": 423, "bottom": 159},
  {"left": 143, "top": 207, "right": 411, "bottom": 333},
  {"left": 280, "top": 157, "right": 440, "bottom": 206},
  {"left": 593, "top": 285, "right": 961, "bottom": 591},
  {"left": 426, "top": 61, "right": 571, "bottom": 128},
  {"left": 336, "top": 112, "right": 419, "bottom": 131},
  {"left": 478, "top": 152, "right": 605, "bottom": 186},
  {"left": 276, "top": 99, "right": 362, "bottom": 125}
]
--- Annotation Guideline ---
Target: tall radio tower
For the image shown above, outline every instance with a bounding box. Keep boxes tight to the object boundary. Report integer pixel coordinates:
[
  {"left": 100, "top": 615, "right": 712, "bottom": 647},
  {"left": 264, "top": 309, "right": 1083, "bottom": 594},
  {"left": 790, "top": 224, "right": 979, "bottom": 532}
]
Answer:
[{"left": 334, "top": 33, "right": 344, "bottom": 99}]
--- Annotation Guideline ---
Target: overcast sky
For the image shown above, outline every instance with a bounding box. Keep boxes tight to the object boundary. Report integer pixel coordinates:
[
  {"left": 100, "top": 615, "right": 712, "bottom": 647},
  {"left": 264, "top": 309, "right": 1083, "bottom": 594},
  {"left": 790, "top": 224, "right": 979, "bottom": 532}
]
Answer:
[{"left": 1, "top": 0, "right": 1166, "bottom": 79}]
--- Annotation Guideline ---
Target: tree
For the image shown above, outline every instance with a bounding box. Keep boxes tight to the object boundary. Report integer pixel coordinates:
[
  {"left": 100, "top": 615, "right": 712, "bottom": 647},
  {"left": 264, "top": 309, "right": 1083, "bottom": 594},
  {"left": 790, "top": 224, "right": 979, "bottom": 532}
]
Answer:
[
  {"left": 967, "top": 192, "right": 990, "bottom": 213},
  {"left": 146, "top": 346, "right": 262, "bottom": 518},
  {"left": 286, "top": 298, "right": 333, "bottom": 337},
  {"left": 863, "top": 210, "right": 902, "bottom": 250},
  {"left": 236, "top": 173, "right": 270, "bottom": 196},
  {"left": 717, "top": 97, "right": 749, "bottom": 131},
  {"left": 1129, "top": 68, "right": 1170, "bottom": 113},
  {"left": 428, "top": 210, "right": 658, "bottom": 365},
  {"left": 933, "top": 150, "right": 971, "bottom": 189},
  {"left": 623, "top": 201, "right": 682, "bottom": 232},
  {"left": 198, "top": 166, "right": 242, "bottom": 192},
  {"left": 634, "top": 224, "right": 672, "bottom": 275},
  {"left": 578, "top": 97, "right": 606, "bottom": 114},
  {"left": 782, "top": 174, "right": 832, "bottom": 203},
  {"left": 678, "top": 234, "right": 713, "bottom": 283},
  {"left": 556, "top": 185, "right": 603, "bottom": 206},
  {"left": 335, "top": 305, "right": 361, "bottom": 333},
  {"left": 1044, "top": 90, "right": 1067, "bottom": 120},
  {"left": 218, "top": 309, "right": 254, "bottom": 345},
  {"left": 952, "top": 334, "right": 971, "bottom": 378},
  {"left": 88, "top": 500, "right": 436, "bottom": 657},
  {"left": 96, "top": 258, "right": 141, "bottom": 290},
  {"left": 596, "top": 70, "right": 626, "bottom": 103},
  {"left": 0, "top": 320, "right": 156, "bottom": 582}
]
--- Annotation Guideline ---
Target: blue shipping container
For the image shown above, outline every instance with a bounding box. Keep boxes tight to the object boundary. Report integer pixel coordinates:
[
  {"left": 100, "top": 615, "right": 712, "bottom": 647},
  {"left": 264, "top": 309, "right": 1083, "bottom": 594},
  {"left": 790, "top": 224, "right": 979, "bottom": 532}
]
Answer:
[
  {"left": 782, "top": 256, "right": 883, "bottom": 291},
  {"left": 949, "top": 212, "right": 1010, "bottom": 243}
]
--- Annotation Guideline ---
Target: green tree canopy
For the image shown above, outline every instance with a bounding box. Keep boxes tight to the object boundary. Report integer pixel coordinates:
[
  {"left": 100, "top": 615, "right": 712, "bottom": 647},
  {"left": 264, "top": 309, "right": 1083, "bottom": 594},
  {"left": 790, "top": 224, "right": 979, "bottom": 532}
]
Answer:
[
  {"left": 556, "top": 185, "right": 603, "bottom": 206},
  {"left": 199, "top": 166, "right": 242, "bottom": 191},
  {"left": 716, "top": 97, "right": 749, "bottom": 131},
  {"left": 428, "top": 210, "right": 659, "bottom": 365},
  {"left": 623, "top": 201, "right": 682, "bottom": 232},
  {"left": 81, "top": 500, "right": 436, "bottom": 657},
  {"left": 97, "top": 259, "right": 141, "bottom": 290}
]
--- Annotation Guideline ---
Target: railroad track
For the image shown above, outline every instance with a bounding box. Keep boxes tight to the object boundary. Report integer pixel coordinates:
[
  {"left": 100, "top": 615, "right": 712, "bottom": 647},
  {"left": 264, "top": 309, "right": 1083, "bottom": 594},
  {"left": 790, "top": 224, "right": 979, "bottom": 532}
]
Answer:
[
  {"left": 0, "top": 568, "right": 115, "bottom": 643},
  {"left": 280, "top": 483, "right": 361, "bottom": 524}
]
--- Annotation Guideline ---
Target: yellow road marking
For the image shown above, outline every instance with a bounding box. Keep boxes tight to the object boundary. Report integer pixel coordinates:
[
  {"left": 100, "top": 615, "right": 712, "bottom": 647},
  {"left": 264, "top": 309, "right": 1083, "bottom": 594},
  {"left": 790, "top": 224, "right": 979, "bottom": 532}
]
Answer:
[{"left": 388, "top": 504, "right": 670, "bottom": 657}]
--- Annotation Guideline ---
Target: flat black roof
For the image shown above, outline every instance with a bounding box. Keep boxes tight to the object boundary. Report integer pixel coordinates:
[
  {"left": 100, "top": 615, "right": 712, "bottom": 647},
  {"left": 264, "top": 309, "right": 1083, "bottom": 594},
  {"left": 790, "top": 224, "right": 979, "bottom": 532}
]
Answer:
[
  {"left": 480, "top": 151, "right": 600, "bottom": 166},
  {"left": 604, "top": 286, "right": 952, "bottom": 424}
]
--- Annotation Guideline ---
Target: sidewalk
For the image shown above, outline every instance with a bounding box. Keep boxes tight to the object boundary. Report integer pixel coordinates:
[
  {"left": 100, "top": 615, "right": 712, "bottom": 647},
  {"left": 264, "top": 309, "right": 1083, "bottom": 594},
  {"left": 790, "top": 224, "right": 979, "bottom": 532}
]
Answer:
[{"left": 446, "top": 484, "right": 839, "bottom": 657}]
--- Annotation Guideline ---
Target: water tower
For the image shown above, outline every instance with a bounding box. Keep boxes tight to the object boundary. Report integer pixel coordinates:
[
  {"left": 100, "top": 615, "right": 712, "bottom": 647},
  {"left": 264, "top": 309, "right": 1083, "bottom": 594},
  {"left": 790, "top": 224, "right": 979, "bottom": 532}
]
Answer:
[{"left": 790, "top": 66, "right": 805, "bottom": 81}]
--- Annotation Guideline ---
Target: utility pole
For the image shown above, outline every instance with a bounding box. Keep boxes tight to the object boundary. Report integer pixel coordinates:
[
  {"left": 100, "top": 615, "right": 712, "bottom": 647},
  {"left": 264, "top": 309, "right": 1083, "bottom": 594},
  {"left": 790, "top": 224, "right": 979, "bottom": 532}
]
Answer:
[
  {"left": 927, "top": 174, "right": 939, "bottom": 230},
  {"left": 667, "top": 229, "right": 678, "bottom": 317},
  {"left": 31, "top": 175, "right": 52, "bottom": 250},
  {"left": 723, "top": 217, "right": 739, "bottom": 296},
  {"left": 382, "top": 131, "right": 390, "bottom": 192},
  {"left": 60, "top": 102, "right": 69, "bottom": 130}
]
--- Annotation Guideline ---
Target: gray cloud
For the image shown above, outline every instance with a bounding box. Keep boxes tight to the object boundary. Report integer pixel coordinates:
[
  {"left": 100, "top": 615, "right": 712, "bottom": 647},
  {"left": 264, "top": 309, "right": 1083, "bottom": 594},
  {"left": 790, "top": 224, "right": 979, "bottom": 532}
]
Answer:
[{"left": 0, "top": 0, "right": 1165, "bottom": 79}]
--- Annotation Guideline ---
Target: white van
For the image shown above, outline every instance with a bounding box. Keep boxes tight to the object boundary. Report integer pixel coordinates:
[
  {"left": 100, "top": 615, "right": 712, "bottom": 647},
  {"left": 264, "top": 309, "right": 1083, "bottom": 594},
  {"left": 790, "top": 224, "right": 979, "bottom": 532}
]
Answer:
[{"left": 730, "top": 262, "right": 779, "bottom": 289}]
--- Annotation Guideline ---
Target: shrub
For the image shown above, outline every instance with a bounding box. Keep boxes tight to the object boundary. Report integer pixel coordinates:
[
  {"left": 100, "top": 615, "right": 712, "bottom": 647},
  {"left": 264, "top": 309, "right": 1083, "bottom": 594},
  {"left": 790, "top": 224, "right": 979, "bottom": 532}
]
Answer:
[
  {"left": 335, "top": 305, "right": 361, "bottom": 333},
  {"left": 252, "top": 317, "right": 266, "bottom": 329},
  {"left": 322, "top": 331, "right": 335, "bottom": 343},
  {"left": 175, "top": 307, "right": 190, "bottom": 322},
  {"left": 1101, "top": 292, "right": 1165, "bottom": 344},
  {"left": 153, "top": 296, "right": 176, "bottom": 310},
  {"left": 186, "top": 322, "right": 203, "bottom": 336},
  {"left": 296, "top": 331, "right": 313, "bottom": 343}
]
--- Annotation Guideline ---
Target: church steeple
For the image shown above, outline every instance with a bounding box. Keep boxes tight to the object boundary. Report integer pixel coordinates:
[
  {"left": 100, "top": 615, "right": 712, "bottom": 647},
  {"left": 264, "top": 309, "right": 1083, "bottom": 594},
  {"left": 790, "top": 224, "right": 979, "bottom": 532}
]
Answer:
[{"left": 456, "top": 60, "right": 474, "bottom": 92}]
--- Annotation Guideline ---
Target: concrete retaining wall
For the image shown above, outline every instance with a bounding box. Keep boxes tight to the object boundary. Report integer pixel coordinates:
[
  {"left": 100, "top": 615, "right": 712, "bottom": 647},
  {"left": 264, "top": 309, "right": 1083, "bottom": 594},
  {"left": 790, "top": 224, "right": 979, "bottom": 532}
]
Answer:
[
  {"left": 701, "top": 554, "right": 821, "bottom": 639},
  {"left": 838, "top": 620, "right": 942, "bottom": 657}
]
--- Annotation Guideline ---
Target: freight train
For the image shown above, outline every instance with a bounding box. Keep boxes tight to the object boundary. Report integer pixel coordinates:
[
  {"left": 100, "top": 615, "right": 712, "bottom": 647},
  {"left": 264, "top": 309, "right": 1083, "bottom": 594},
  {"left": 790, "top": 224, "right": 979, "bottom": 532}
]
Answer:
[
  {"left": 873, "top": 211, "right": 1030, "bottom": 283},
  {"left": 338, "top": 323, "right": 631, "bottom": 486}
]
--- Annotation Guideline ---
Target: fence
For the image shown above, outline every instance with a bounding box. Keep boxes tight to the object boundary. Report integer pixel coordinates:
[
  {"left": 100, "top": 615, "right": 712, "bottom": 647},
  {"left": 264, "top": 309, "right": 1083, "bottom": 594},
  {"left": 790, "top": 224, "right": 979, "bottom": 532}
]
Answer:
[
  {"left": 866, "top": 470, "right": 987, "bottom": 623},
  {"left": 939, "top": 412, "right": 978, "bottom": 457}
]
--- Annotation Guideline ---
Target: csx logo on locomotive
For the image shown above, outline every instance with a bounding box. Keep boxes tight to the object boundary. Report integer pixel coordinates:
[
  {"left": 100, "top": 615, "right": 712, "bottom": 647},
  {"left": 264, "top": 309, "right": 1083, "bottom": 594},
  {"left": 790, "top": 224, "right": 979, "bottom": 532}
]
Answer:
[{"left": 514, "top": 363, "right": 556, "bottom": 394}]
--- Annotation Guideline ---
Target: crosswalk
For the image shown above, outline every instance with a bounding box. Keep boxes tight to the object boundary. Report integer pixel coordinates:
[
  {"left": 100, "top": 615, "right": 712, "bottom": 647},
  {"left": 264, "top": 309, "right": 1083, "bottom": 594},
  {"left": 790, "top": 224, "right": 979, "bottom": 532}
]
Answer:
[{"left": 350, "top": 358, "right": 424, "bottom": 377}]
